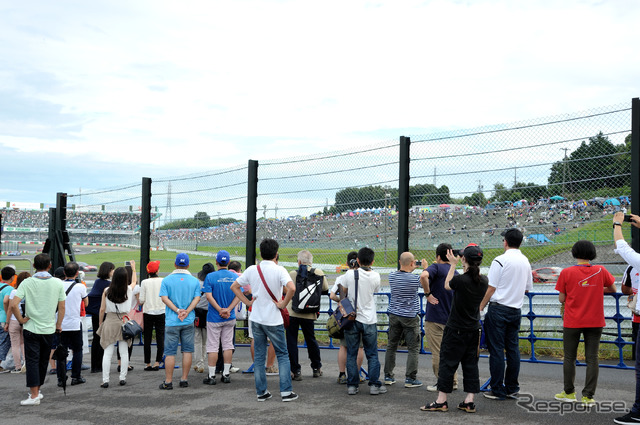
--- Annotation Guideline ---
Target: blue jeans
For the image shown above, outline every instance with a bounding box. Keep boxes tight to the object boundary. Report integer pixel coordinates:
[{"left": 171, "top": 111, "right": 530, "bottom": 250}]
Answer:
[
  {"left": 484, "top": 303, "right": 522, "bottom": 397},
  {"left": 252, "top": 321, "right": 292, "bottom": 396},
  {"left": 345, "top": 321, "right": 381, "bottom": 387}
]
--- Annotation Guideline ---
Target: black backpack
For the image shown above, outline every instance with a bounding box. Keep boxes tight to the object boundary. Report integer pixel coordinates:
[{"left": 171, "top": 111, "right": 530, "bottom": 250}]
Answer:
[{"left": 292, "top": 268, "right": 324, "bottom": 314}]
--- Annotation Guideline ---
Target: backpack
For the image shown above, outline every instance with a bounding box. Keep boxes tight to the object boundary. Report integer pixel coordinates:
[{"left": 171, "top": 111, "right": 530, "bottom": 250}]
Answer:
[{"left": 292, "top": 268, "right": 324, "bottom": 314}]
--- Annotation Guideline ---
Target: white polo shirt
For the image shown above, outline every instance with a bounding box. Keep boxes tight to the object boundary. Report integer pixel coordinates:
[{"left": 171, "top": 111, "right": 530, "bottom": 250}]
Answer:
[
  {"left": 235, "top": 260, "right": 291, "bottom": 326},
  {"left": 487, "top": 248, "right": 533, "bottom": 309}
]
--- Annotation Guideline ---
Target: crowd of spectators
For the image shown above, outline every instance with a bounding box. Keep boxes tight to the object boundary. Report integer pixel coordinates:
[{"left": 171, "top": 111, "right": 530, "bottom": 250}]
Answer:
[{"left": 1, "top": 209, "right": 160, "bottom": 231}]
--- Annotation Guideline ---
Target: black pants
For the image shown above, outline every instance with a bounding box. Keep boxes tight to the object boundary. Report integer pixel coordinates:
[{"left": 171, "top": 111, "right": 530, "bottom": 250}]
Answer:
[
  {"left": 437, "top": 326, "right": 481, "bottom": 394},
  {"left": 56, "top": 329, "right": 83, "bottom": 380},
  {"left": 143, "top": 313, "right": 165, "bottom": 364},
  {"left": 91, "top": 315, "right": 104, "bottom": 372},
  {"left": 286, "top": 316, "right": 321, "bottom": 373},
  {"left": 24, "top": 330, "right": 53, "bottom": 388}
]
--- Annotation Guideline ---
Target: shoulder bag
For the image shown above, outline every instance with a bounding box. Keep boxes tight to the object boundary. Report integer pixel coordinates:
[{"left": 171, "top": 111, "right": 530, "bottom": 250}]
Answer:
[{"left": 326, "top": 269, "right": 359, "bottom": 339}]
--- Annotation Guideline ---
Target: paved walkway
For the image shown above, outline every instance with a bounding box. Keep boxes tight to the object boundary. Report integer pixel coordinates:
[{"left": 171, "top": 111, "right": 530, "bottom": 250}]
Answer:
[{"left": 0, "top": 345, "right": 635, "bottom": 424}]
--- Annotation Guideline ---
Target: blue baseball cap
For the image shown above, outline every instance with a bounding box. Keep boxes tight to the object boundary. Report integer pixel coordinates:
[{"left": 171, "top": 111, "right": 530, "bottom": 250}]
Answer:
[
  {"left": 216, "top": 250, "right": 230, "bottom": 266},
  {"left": 175, "top": 253, "right": 190, "bottom": 267}
]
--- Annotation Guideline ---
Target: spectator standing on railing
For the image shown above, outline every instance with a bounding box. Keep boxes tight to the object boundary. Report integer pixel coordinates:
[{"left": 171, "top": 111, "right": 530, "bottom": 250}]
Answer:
[
  {"left": 612, "top": 212, "right": 640, "bottom": 425},
  {"left": 383, "top": 251, "right": 424, "bottom": 388},
  {"left": 480, "top": 228, "right": 532, "bottom": 401},
  {"left": 553, "top": 240, "right": 616, "bottom": 406},
  {"left": 420, "top": 243, "right": 458, "bottom": 392},
  {"left": 286, "top": 250, "right": 328, "bottom": 381}
]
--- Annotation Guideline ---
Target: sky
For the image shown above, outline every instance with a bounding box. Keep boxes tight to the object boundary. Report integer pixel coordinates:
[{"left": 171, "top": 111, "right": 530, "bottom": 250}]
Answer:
[{"left": 1, "top": 0, "right": 639, "bottom": 207}]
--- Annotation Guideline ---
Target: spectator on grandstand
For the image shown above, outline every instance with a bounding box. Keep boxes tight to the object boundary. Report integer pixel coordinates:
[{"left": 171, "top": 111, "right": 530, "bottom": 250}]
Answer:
[
  {"left": 420, "top": 243, "right": 458, "bottom": 392},
  {"left": 193, "top": 262, "right": 215, "bottom": 374},
  {"left": 231, "top": 238, "right": 298, "bottom": 402},
  {"left": 139, "top": 260, "right": 165, "bottom": 371},
  {"left": 158, "top": 253, "right": 201, "bottom": 390},
  {"left": 612, "top": 212, "right": 640, "bottom": 425},
  {"left": 421, "top": 245, "right": 487, "bottom": 413},
  {"left": 383, "top": 252, "right": 424, "bottom": 389},
  {"left": 286, "top": 250, "right": 328, "bottom": 381},
  {"left": 4, "top": 272, "right": 30, "bottom": 373},
  {"left": 343, "top": 247, "right": 385, "bottom": 396},
  {"left": 87, "top": 261, "right": 115, "bottom": 373},
  {"left": 96, "top": 262, "right": 137, "bottom": 387},
  {"left": 554, "top": 240, "right": 616, "bottom": 406},
  {"left": 329, "top": 251, "right": 364, "bottom": 385},
  {"left": 10, "top": 253, "right": 65, "bottom": 405},
  {"left": 480, "top": 228, "right": 532, "bottom": 401}
]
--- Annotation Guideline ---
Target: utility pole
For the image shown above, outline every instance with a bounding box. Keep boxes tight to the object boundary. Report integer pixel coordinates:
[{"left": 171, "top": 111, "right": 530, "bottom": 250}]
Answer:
[{"left": 561, "top": 148, "right": 569, "bottom": 198}]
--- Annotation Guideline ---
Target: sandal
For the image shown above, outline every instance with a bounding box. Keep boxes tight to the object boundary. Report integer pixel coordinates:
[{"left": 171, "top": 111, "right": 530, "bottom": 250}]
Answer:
[
  {"left": 144, "top": 366, "right": 154, "bottom": 371},
  {"left": 152, "top": 365, "right": 160, "bottom": 371},
  {"left": 457, "top": 401, "right": 476, "bottom": 413},
  {"left": 48, "top": 368, "right": 57, "bottom": 375},
  {"left": 420, "top": 401, "right": 448, "bottom": 412}
]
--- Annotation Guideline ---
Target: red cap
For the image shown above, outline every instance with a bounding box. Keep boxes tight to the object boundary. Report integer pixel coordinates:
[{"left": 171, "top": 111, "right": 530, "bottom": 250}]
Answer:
[{"left": 146, "top": 261, "right": 160, "bottom": 274}]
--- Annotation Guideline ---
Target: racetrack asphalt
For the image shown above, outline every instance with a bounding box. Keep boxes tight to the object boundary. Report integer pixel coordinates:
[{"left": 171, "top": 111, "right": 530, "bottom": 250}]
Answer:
[{"left": 0, "top": 343, "right": 634, "bottom": 425}]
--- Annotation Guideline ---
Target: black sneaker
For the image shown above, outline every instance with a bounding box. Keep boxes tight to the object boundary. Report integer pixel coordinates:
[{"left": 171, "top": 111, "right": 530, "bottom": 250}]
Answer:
[
  {"left": 483, "top": 391, "right": 506, "bottom": 400},
  {"left": 203, "top": 376, "right": 217, "bottom": 385},
  {"left": 614, "top": 411, "right": 640, "bottom": 425},
  {"left": 257, "top": 391, "right": 272, "bottom": 402},
  {"left": 282, "top": 392, "right": 299, "bottom": 402},
  {"left": 71, "top": 377, "right": 86, "bottom": 386},
  {"left": 292, "top": 371, "right": 302, "bottom": 381},
  {"left": 179, "top": 380, "right": 189, "bottom": 388},
  {"left": 221, "top": 374, "right": 231, "bottom": 383},
  {"left": 159, "top": 381, "right": 173, "bottom": 390},
  {"left": 313, "top": 368, "right": 322, "bottom": 378}
]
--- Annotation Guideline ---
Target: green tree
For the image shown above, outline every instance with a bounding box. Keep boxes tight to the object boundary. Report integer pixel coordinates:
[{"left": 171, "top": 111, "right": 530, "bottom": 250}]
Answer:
[{"left": 462, "top": 191, "right": 487, "bottom": 206}]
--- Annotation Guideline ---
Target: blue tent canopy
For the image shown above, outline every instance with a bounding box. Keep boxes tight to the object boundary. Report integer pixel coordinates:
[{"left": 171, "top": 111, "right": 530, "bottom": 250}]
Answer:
[
  {"left": 528, "top": 234, "right": 551, "bottom": 243},
  {"left": 604, "top": 198, "right": 621, "bottom": 206},
  {"left": 550, "top": 195, "right": 565, "bottom": 201}
]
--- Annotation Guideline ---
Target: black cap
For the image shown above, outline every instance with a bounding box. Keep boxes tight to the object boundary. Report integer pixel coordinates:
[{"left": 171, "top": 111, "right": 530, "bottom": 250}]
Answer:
[{"left": 462, "top": 243, "right": 483, "bottom": 262}]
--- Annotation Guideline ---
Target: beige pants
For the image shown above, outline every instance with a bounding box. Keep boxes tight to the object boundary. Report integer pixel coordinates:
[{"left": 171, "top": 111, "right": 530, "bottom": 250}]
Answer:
[{"left": 424, "top": 321, "right": 458, "bottom": 386}]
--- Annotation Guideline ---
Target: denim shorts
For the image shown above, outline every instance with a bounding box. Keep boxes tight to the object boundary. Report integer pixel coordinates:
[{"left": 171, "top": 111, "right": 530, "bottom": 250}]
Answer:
[{"left": 164, "top": 323, "right": 195, "bottom": 356}]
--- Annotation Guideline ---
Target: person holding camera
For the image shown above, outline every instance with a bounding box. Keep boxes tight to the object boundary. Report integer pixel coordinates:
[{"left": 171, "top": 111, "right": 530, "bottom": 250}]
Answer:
[
  {"left": 420, "top": 243, "right": 458, "bottom": 392},
  {"left": 612, "top": 212, "right": 640, "bottom": 425},
  {"left": 383, "top": 251, "right": 425, "bottom": 388},
  {"left": 421, "top": 245, "right": 487, "bottom": 413}
]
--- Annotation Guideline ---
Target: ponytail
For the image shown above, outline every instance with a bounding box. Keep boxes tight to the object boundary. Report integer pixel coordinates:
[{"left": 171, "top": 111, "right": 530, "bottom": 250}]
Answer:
[{"left": 465, "top": 260, "right": 482, "bottom": 284}]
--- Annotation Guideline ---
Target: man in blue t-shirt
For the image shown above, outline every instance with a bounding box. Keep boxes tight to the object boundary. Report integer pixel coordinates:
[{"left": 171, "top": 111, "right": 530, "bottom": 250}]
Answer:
[
  {"left": 420, "top": 243, "right": 457, "bottom": 392},
  {"left": 158, "top": 253, "right": 201, "bottom": 390},
  {"left": 202, "top": 250, "right": 240, "bottom": 385}
]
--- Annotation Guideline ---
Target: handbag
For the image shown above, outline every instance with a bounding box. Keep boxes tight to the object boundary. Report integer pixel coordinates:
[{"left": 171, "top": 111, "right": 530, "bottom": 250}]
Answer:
[
  {"left": 326, "top": 270, "right": 359, "bottom": 338},
  {"left": 116, "top": 304, "right": 143, "bottom": 340},
  {"left": 257, "top": 264, "right": 290, "bottom": 328},
  {"left": 129, "top": 302, "right": 144, "bottom": 330}
]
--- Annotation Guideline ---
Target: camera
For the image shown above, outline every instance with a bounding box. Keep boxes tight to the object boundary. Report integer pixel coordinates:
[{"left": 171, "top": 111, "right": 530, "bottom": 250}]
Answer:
[
  {"left": 125, "top": 261, "right": 131, "bottom": 266},
  {"left": 415, "top": 260, "right": 422, "bottom": 267},
  {"left": 349, "top": 258, "right": 359, "bottom": 268},
  {"left": 624, "top": 215, "right": 633, "bottom": 222}
]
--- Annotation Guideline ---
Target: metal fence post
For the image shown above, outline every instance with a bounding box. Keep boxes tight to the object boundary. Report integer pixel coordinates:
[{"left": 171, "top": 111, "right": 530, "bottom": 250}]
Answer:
[
  {"left": 140, "top": 177, "right": 152, "bottom": 281},
  {"left": 632, "top": 97, "right": 639, "bottom": 252},
  {"left": 246, "top": 160, "right": 259, "bottom": 267},
  {"left": 398, "top": 136, "right": 410, "bottom": 264}
]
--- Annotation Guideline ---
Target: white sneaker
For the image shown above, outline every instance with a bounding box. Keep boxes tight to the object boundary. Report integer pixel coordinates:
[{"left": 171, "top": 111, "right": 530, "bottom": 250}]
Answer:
[
  {"left": 426, "top": 384, "right": 438, "bottom": 392},
  {"left": 20, "top": 396, "right": 40, "bottom": 406},
  {"left": 36, "top": 392, "right": 43, "bottom": 400},
  {"left": 230, "top": 366, "right": 240, "bottom": 373}
]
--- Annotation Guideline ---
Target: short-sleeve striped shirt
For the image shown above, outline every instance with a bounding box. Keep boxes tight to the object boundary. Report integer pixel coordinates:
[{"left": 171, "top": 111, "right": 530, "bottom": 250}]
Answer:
[{"left": 387, "top": 271, "right": 421, "bottom": 318}]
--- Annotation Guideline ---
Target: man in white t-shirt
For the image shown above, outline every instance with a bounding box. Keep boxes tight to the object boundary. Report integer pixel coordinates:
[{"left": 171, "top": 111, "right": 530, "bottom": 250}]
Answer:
[
  {"left": 231, "top": 238, "right": 298, "bottom": 402},
  {"left": 342, "top": 247, "right": 386, "bottom": 396},
  {"left": 57, "top": 262, "right": 88, "bottom": 386}
]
